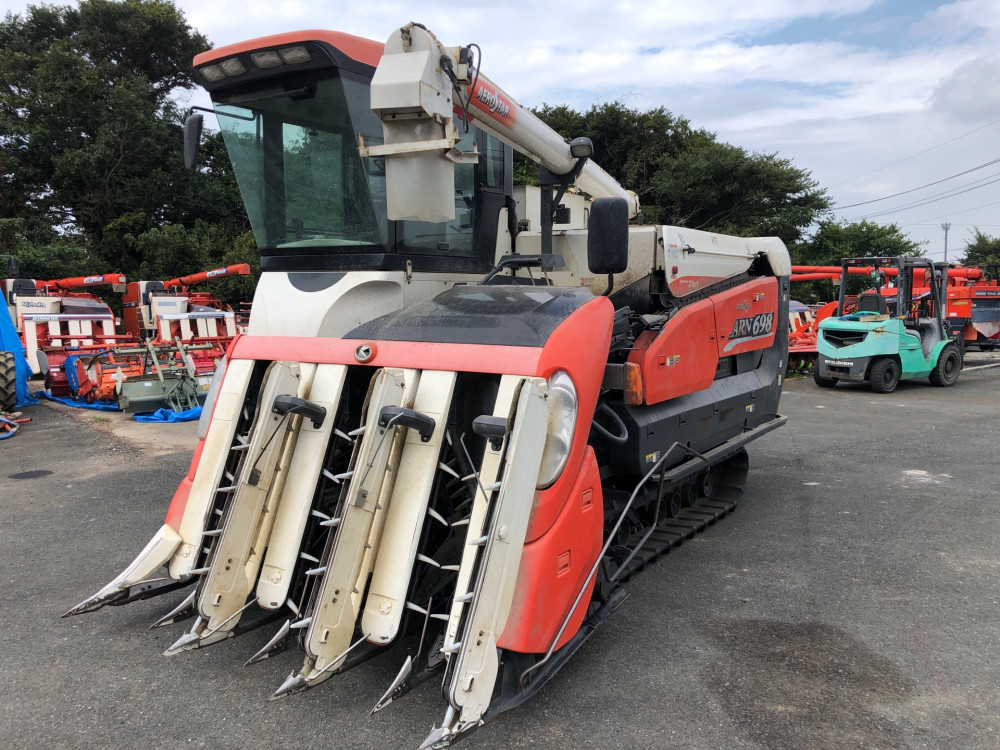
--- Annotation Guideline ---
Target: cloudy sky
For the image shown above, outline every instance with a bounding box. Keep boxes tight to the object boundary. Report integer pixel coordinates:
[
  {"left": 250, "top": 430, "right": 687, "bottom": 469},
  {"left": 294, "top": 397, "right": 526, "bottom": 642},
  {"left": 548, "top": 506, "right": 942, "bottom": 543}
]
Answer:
[{"left": 4, "top": 0, "right": 1000, "bottom": 259}]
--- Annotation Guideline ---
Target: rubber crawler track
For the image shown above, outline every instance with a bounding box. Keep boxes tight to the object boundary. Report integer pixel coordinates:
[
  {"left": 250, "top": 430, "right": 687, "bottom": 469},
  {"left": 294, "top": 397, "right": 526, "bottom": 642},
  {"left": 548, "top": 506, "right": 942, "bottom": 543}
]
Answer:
[{"left": 615, "top": 448, "right": 750, "bottom": 583}]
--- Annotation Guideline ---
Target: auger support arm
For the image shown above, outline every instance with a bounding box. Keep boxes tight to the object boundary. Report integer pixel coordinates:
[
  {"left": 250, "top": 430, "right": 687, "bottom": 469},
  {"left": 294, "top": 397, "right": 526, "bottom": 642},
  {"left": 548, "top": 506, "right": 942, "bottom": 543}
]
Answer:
[{"left": 365, "top": 23, "right": 639, "bottom": 224}]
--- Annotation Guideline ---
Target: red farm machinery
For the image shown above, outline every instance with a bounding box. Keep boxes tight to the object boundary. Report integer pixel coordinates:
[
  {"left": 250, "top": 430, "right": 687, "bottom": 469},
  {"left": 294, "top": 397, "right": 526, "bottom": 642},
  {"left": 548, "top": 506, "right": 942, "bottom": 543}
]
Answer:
[{"left": 65, "top": 24, "right": 792, "bottom": 747}]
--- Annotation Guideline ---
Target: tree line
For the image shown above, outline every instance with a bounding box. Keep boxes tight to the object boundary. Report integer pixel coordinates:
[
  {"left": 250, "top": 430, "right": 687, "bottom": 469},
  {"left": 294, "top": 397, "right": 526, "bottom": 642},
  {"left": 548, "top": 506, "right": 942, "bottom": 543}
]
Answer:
[{"left": 2, "top": 0, "right": 997, "bottom": 308}]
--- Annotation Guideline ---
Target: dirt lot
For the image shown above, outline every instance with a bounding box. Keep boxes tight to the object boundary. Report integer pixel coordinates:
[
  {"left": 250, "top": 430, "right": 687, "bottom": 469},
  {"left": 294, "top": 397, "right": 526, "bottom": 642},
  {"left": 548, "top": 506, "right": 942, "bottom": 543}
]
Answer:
[{"left": 2, "top": 354, "right": 999, "bottom": 749}]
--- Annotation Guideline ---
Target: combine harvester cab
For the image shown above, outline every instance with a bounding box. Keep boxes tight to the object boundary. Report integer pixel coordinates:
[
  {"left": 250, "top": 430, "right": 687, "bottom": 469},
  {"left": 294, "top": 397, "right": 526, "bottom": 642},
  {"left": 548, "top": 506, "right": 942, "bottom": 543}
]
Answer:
[{"left": 66, "top": 24, "right": 790, "bottom": 747}]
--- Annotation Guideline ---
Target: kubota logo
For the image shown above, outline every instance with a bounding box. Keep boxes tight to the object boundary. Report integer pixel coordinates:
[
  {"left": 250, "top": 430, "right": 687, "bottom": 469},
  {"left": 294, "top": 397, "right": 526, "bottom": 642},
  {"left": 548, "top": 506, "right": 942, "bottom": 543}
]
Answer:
[
  {"left": 22, "top": 300, "right": 46, "bottom": 307},
  {"left": 729, "top": 312, "right": 774, "bottom": 340},
  {"left": 475, "top": 85, "right": 510, "bottom": 120}
]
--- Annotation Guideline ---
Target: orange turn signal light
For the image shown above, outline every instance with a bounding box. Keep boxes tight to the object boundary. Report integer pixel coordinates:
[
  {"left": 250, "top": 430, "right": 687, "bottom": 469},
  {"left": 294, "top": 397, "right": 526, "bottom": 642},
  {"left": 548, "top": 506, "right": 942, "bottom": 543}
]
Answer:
[{"left": 624, "top": 362, "right": 644, "bottom": 406}]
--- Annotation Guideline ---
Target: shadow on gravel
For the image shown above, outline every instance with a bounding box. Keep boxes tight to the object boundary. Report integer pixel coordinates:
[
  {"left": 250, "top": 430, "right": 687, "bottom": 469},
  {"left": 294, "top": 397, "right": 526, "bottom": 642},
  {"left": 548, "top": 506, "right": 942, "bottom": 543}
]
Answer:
[{"left": 707, "top": 620, "right": 917, "bottom": 750}]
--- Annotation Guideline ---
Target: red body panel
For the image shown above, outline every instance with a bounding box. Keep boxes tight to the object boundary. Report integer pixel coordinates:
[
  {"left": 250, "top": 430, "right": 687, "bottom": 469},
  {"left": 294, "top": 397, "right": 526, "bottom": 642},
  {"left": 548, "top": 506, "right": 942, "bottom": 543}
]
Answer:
[
  {"left": 526, "top": 296, "right": 614, "bottom": 541},
  {"left": 627, "top": 277, "right": 778, "bottom": 407},
  {"left": 165, "top": 439, "right": 204, "bottom": 532},
  {"left": 627, "top": 299, "right": 718, "bottom": 405},
  {"left": 495, "top": 297, "right": 612, "bottom": 653},
  {"left": 711, "top": 277, "right": 779, "bottom": 357},
  {"left": 231, "top": 336, "right": 542, "bottom": 375},
  {"left": 498, "top": 448, "right": 603, "bottom": 653},
  {"left": 194, "top": 30, "right": 383, "bottom": 68}
]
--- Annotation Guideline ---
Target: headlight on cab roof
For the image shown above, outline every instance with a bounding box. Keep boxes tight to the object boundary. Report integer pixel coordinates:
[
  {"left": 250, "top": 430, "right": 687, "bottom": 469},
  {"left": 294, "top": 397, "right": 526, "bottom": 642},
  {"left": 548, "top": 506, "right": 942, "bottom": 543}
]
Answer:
[{"left": 536, "top": 370, "right": 578, "bottom": 489}]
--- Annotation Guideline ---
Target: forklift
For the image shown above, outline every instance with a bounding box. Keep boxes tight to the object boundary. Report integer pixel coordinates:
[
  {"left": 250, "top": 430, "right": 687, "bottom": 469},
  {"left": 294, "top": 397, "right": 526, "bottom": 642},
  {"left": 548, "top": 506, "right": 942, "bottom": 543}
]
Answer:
[{"left": 814, "top": 256, "right": 962, "bottom": 393}]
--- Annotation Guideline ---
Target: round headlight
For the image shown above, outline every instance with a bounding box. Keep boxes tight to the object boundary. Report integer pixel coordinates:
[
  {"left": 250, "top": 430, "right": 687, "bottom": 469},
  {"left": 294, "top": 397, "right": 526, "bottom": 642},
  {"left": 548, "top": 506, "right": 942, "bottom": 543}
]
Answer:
[{"left": 536, "top": 370, "right": 578, "bottom": 489}]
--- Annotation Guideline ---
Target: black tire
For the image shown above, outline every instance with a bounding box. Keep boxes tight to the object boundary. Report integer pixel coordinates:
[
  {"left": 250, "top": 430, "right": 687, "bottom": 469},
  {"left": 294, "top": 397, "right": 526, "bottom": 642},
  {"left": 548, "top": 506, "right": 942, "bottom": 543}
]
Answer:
[
  {"left": 869, "top": 357, "right": 900, "bottom": 394},
  {"left": 0, "top": 350, "right": 16, "bottom": 412},
  {"left": 813, "top": 370, "right": 837, "bottom": 388},
  {"left": 929, "top": 343, "right": 962, "bottom": 387}
]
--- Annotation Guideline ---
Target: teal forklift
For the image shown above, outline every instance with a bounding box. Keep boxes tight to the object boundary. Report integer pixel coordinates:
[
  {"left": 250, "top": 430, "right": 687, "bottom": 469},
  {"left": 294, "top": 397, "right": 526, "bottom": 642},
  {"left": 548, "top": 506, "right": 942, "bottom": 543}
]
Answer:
[{"left": 814, "top": 256, "right": 962, "bottom": 393}]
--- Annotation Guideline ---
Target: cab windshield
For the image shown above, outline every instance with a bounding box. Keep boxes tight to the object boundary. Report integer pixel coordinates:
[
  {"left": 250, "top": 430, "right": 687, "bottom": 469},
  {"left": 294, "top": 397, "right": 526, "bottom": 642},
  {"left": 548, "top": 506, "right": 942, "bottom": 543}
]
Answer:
[
  {"left": 215, "top": 74, "right": 385, "bottom": 250},
  {"left": 213, "top": 72, "right": 481, "bottom": 260}
]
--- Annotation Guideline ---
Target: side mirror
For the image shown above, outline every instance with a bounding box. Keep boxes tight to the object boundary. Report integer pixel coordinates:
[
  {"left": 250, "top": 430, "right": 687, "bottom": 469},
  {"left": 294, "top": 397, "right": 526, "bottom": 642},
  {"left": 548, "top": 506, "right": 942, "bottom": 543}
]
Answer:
[
  {"left": 184, "top": 113, "right": 204, "bottom": 170},
  {"left": 588, "top": 197, "right": 629, "bottom": 275}
]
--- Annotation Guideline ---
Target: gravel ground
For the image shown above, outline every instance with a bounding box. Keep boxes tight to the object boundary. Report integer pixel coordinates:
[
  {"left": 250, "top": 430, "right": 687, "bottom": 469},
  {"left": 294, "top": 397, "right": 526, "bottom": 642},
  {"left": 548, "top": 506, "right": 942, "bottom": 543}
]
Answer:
[{"left": 2, "top": 353, "right": 998, "bottom": 750}]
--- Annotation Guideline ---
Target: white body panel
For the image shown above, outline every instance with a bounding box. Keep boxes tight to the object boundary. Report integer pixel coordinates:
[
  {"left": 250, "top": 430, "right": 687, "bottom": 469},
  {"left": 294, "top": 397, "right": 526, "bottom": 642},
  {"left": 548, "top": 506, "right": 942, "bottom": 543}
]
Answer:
[
  {"left": 661, "top": 225, "right": 791, "bottom": 298},
  {"left": 361, "top": 369, "right": 458, "bottom": 643},
  {"left": 195, "top": 361, "right": 304, "bottom": 631},
  {"left": 446, "top": 378, "right": 548, "bottom": 723},
  {"left": 300, "top": 368, "right": 415, "bottom": 677},
  {"left": 257, "top": 364, "right": 348, "bottom": 609},
  {"left": 168, "top": 359, "right": 257, "bottom": 579},
  {"left": 248, "top": 271, "right": 469, "bottom": 339}
]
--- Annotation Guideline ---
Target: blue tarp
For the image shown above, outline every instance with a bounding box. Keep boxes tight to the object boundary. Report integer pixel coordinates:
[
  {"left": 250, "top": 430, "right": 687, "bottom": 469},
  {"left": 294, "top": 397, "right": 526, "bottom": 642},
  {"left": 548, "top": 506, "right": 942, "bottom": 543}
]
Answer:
[
  {"left": 33, "top": 390, "right": 119, "bottom": 411},
  {"left": 0, "top": 303, "right": 38, "bottom": 407},
  {"left": 133, "top": 406, "right": 203, "bottom": 423}
]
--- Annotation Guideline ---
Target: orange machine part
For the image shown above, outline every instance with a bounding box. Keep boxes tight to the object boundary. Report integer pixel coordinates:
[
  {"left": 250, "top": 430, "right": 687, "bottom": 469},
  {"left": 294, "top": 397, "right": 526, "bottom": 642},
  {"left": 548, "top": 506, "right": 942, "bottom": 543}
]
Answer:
[
  {"left": 497, "top": 447, "right": 603, "bottom": 654},
  {"left": 194, "top": 30, "right": 383, "bottom": 68},
  {"left": 710, "top": 277, "right": 779, "bottom": 358},
  {"left": 526, "top": 296, "right": 614, "bottom": 542},
  {"left": 628, "top": 298, "right": 718, "bottom": 405},
  {"left": 165, "top": 439, "right": 205, "bottom": 532},
  {"left": 627, "top": 276, "right": 778, "bottom": 406}
]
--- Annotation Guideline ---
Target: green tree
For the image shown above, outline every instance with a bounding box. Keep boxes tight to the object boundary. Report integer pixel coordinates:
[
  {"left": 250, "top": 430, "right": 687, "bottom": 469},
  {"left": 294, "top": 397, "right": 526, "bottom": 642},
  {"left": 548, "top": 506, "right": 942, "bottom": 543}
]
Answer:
[
  {"left": 794, "top": 219, "right": 923, "bottom": 264},
  {"left": 792, "top": 219, "right": 924, "bottom": 302},
  {"left": 960, "top": 228, "right": 1000, "bottom": 268},
  {"left": 650, "top": 137, "right": 829, "bottom": 244},
  {"left": 516, "top": 102, "right": 830, "bottom": 245},
  {"left": 0, "top": 0, "right": 246, "bottom": 275}
]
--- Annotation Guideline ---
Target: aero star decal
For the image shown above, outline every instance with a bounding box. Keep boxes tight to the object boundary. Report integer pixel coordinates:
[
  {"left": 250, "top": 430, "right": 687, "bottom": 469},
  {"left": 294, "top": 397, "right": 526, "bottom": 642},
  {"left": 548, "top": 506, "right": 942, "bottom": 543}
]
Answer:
[
  {"left": 724, "top": 312, "right": 775, "bottom": 352},
  {"left": 472, "top": 82, "right": 516, "bottom": 125}
]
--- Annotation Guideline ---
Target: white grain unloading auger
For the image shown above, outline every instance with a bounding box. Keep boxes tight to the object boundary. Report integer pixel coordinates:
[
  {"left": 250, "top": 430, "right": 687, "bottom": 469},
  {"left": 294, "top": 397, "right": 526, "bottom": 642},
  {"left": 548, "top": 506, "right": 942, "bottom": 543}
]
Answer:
[{"left": 66, "top": 24, "right": 791, "bottom": 747}]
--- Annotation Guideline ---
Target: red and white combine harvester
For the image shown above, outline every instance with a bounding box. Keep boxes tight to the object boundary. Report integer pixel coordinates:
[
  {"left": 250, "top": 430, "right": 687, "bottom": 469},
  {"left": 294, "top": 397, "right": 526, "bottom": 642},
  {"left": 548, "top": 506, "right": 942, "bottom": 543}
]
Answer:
[
  {"left": 66, "top": 24, "right": 792, "bottom": 746},
  {"left": 64, "top": 264, "right": 255, "bottom": 412},
  {"left": 123, "top": 264, "right": 249, "bottom": 347},
  {"left": 122, "top": 263, "right": 251, "bottom": 374},
  {"left": 1, "top": 272, "right": 131, "bottom": 395}
]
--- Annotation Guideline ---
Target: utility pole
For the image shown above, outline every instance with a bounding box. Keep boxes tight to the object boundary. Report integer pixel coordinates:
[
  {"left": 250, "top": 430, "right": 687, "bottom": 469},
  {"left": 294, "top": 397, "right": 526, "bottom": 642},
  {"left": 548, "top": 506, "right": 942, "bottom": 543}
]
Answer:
[{"left": 941, "top": 222, "right": 951, "bottom": 262}]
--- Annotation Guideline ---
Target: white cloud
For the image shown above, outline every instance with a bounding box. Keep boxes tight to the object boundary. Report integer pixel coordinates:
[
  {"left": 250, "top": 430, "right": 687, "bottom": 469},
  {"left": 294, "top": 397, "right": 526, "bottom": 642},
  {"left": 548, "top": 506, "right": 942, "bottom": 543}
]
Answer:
[{"left": 3, "top": 0, "right": 1000, "bottom": 254}]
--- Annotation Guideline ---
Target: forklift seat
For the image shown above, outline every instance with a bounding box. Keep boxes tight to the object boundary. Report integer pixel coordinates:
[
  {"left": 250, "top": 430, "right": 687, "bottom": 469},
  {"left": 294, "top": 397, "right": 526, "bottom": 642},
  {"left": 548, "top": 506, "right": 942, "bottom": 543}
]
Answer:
[{"left": 857, "top": 293, "right": 888, "bottom": 315}]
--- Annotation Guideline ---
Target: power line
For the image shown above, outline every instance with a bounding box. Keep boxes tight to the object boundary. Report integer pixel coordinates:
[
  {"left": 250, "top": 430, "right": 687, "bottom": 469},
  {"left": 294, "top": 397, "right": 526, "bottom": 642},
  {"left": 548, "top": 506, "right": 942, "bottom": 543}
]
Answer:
[
  {"left": 833, "top": 157, "right": 1000, "bottom": 209},
  {"left": 901, "top": 198, "right": 1000, "bottom": 227},
  {"left": 853, "top": 174, "right": 1000, "bottom": 220},
  {"left": 830, "top": 114, "right": 1000, "bottom": 188}
]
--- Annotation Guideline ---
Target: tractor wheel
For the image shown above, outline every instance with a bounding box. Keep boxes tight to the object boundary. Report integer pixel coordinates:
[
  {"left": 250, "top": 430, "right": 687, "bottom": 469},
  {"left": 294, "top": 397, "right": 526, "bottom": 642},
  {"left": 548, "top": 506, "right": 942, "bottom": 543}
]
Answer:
[
  {"left": 869, "top": 358, "right": 900, "bottom": 394},
  {"left": 0, "top": 350, "right": 16, "bottom": 412},
  {"left": 813, "top": 370, "right": 837, "bottom": 388},
  {"left": 929, "top": 343, "right": 962, "bottom": 387}
]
